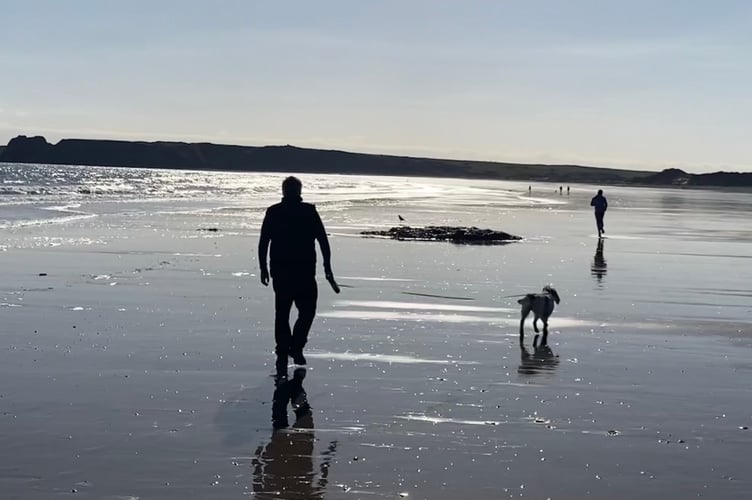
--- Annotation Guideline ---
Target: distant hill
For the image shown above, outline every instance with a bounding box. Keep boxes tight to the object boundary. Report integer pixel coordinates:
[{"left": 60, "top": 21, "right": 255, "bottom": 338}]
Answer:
[
  {"left": 637, "top": 167, "right": 752, "bottom": 187},
  {"left": 1, "top": 135, "right": 750, "bottom": 187}
]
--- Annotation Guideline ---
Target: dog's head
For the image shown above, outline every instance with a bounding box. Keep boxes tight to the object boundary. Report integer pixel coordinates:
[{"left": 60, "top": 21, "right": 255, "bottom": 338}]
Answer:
[{"left": 542, "top": 285, "right": 560, "bottom": 304}]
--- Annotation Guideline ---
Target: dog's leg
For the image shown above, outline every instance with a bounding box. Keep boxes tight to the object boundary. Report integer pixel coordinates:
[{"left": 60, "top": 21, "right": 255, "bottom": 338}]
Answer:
[
  {"left": 541, "top": 320, "right": 549, "bottom": 346},
  {"left": 519, "top": 311, "right": 529, "bottom": 346},
  {"left": 532, "top": 316, "right": 540, "bottom": 333}
]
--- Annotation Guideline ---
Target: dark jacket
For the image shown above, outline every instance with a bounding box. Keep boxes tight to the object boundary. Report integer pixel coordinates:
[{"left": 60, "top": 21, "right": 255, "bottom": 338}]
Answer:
[
  {"left": 260, "top": 198, "right": 327, "bottom": 279},
  {"left": 590, "top": 194, "right": 608, "bottom": 213}
]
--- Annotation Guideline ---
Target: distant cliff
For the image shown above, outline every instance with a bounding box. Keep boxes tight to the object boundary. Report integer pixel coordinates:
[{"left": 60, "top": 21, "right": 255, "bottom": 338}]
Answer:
[
  {"left": 0, "top": 135, "right": 649, "bottom": 183},
  {"left": 1, "top": 135, "right": 750, "bottom": 187},
  {"left": 638, "top": 167, "right": 752, "bottom": 187}
]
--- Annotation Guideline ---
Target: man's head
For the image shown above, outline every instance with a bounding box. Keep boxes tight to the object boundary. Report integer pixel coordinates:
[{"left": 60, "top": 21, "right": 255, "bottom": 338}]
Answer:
[
  {"left": 282, "top": 176, "right": 302, "bottom": 199},
  {"left": 597, "top": 189, "right": 603, "bottom": 196}
]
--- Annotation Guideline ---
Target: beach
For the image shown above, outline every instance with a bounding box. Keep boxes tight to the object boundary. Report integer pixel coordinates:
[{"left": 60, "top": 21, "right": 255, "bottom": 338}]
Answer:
[{"left": 1, "top": 164, "right": 751, "bottom": 499}]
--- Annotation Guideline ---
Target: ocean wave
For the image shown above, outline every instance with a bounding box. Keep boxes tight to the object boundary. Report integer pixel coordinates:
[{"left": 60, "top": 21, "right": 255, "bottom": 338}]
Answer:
[{"left": 0, "top": 213, "right": 98, "bottom": 229}]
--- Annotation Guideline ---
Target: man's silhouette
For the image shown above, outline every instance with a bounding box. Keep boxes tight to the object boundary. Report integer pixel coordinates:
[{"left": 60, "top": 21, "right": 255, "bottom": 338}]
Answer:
[
  {"left": 259, "top": 176, "right": 334, "bottom": 372},
  {"left": 590, "top": 189, "right": 608, "bottom": 238}
]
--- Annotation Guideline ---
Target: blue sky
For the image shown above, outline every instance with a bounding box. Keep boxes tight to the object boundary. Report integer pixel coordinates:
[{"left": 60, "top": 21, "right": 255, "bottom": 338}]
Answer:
[{"left": 1, "top": 1, "right": 750, "bottom": 172}]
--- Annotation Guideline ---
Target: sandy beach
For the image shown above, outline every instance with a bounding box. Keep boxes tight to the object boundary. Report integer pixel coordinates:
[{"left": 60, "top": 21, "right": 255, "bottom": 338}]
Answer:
[{"left": 1, "top": 167, "right": 751, "bottom": 499}]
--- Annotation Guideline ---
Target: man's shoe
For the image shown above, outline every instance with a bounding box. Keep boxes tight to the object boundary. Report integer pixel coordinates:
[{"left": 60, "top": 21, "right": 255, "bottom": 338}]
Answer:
[{"left": 290, "top": 350, "right": 307, "bottom": 366}]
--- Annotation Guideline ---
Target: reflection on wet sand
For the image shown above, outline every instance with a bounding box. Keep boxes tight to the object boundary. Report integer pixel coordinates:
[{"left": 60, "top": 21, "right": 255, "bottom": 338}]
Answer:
[
  {"left": 591, "top": 238, "right": 607, "bottom": 284},
  {"left": 252, "top": 368, "right": 337, "bottom": 499},
  {"left": 518, "top": 345, "right": 560, "bottom": 376}
]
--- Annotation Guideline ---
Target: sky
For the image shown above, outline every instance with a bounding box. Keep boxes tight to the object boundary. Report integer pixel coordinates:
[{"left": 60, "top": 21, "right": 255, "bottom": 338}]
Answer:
[{"left": 1, "top": 1, "right": 751, "bottom": 173}]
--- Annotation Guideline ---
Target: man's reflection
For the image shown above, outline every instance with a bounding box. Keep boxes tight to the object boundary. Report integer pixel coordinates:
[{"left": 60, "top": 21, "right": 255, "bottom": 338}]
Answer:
[
  {"left": 252, "top": 368, "right": 337, "bottom": 499},
  {"left": 518, "top": 345, "right": 560, "bottom": 376},
  {"left": 591, "top": 237, "right": 607, "bottom": 283}
]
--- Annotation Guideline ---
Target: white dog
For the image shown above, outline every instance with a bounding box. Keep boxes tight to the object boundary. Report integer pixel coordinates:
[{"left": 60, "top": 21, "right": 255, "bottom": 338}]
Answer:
[{"left": 518, "top": 286, "right": 560, "bottom": 347}]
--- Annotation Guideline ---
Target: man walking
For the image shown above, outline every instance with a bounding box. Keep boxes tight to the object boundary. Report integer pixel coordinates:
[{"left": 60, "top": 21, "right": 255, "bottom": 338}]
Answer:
[
  {"left": 259, "top": 176, "right": 335, "bottom": 374},
  {"left": 590, "top": 189, "right": 608, "bottom": 238}
]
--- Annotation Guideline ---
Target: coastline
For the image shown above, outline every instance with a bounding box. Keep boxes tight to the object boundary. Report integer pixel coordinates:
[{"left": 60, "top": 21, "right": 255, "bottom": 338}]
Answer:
[
  {"left": 4, "top": 160, "right": 752, "bottom": 195},
  {"left": 2, "top": 134, "right": 750, "bottom": 188}
]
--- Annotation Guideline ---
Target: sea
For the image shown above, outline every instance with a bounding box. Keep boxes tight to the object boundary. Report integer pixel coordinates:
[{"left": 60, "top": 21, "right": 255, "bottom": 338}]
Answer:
[{"left": 2, "top": 162, "right": 751, "bottom": 326}]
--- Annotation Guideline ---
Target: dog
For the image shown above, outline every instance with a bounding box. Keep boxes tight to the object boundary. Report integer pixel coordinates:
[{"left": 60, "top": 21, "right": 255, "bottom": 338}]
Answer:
[{"left": 517, "top": 286, "right": 560, "bottom": 347}]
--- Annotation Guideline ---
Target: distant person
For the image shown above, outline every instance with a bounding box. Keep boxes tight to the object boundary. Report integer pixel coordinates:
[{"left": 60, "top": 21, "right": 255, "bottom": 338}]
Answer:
[
  {"left": 559, "top": 186, "right": 563, "bottom": 195},
  {"left": 259, "top": 176, "right": 335, "bottom": 374},
  {"left": 590, "top": 189, "right": 608, "bottom": 237},
  {"left": 528, "top": 185, "right": 532, "bottom": 195},
  {"left": 567, "top": 186, "right": 570, "bottom": 196}
]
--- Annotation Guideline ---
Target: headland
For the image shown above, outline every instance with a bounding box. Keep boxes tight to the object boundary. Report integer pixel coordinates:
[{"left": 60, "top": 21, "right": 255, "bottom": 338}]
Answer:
[{"left": 1, "top": 135, "right": 750, "bottom": 187}]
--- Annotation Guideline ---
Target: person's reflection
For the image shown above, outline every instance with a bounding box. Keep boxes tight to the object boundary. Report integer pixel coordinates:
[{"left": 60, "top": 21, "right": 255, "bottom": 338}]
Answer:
[
  {"left": 252, "top": 368, "right": 337, "bottom": 499},
  {"left": 518, "top": 345, "right": 560, "bottom": 376},
  {"left": 591, "top": 237, "right": 607, "bottom": 283}
]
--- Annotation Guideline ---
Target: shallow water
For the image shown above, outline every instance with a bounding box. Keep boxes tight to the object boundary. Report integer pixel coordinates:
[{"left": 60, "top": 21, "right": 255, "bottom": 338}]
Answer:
[{"left": 1, "top": 165, "right": 751, "bottom": 498}]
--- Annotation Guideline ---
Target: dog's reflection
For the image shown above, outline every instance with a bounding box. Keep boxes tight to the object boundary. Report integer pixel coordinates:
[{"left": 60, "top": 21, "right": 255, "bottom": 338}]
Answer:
[
  {"left": 591, "top": 238, "right": 607, "bottom": 283},
  {"left": 252, "top": 368, "right": 337, "bottom": 499},
  {"left": 518, "top": 345, "right": 560, "bottom": 376}
]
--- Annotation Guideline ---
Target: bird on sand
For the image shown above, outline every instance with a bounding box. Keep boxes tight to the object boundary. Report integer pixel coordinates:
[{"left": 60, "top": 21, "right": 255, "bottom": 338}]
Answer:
[{"left": 398, "top": 215, "right": 405, "bottom": 222}]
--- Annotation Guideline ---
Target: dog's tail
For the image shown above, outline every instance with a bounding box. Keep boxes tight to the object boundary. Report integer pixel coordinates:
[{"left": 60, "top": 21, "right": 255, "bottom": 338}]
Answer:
[{"left": 517, "top": 294, "right": 534, "bottom": 305}]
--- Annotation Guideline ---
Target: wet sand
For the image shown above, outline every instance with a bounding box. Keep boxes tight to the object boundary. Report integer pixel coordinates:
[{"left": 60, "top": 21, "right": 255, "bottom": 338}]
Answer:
[{"left": 1, "top": 178, "right": 751, "bottom": 499}]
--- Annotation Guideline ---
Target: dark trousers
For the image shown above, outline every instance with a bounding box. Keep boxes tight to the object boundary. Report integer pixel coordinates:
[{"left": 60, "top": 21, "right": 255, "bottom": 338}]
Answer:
[
  {"left": 595, "top": 211, "right": 605, "bottom": 233},
  {"left": 273, "top": 277, "right": 318, "bottom": 356}
]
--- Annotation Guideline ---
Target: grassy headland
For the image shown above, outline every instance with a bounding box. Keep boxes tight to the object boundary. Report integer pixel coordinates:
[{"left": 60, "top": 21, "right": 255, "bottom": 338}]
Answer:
[{"left": 1, "top": 135, "right": 749, "bottom": 187}]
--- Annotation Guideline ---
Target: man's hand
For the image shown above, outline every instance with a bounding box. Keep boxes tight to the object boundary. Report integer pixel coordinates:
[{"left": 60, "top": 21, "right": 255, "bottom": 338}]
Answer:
[
  {"left": 325, "top": 269, "right": 340, "bottom": 294},
  {"left": 260, "top": 268, "right": 269, "bottom": 286}
]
